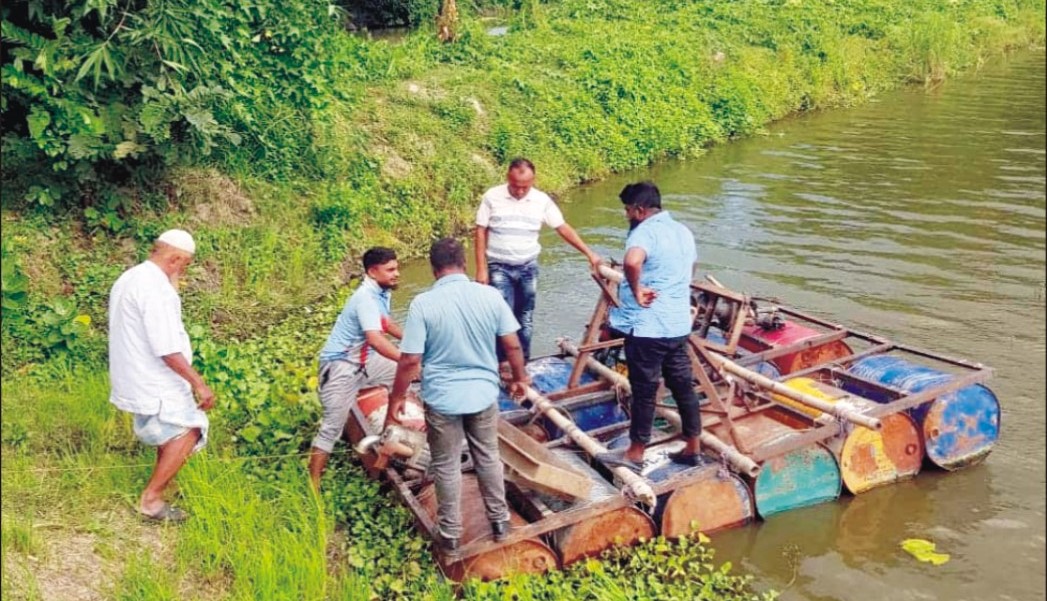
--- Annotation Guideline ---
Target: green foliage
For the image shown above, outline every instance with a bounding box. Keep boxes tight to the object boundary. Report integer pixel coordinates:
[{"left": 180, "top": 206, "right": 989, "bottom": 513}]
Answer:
[
  {"left": 341, "top": 0, "right": 521, "bottom": 29},
  {"left": 461, "top": 535, "right": 776, "bottom": 600},
  {"left": 1, "top": 237, "right": 96, "bottom": 371},
  {"left": 1, "top": 0, "right": 358, "bottom": 213},
  {"left": 1, "top": 239, "right": 30, "bottom": 314}
]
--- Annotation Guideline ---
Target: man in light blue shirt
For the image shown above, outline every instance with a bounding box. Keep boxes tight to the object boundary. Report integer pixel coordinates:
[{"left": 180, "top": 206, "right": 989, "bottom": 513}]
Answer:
[
  {"left": 385, "top": 238, "right": 530, "bottom": 553},
  {"left": 309, "top": 248, "right": 403, "bottom": 488},
  {"left": 599, "top": 181, "right": 703, "bottom": 473}
]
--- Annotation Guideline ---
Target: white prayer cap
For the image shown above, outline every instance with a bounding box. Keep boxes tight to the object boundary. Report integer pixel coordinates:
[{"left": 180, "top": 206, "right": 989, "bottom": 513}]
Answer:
[{"left": 157, "top": 229, "right": 196, "bottom": 255}]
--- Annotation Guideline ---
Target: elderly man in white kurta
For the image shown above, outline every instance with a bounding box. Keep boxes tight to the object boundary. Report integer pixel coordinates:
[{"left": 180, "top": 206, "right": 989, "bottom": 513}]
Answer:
[{"left": 108, "top": 229, "right": 214, "bottom": 522}]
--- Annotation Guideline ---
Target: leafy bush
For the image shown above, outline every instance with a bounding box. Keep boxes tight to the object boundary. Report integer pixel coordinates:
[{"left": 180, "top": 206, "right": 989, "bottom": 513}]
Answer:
[
  {"left": 1, "top": 237, "right": 95, "bottom": 371},
  {"left": 1, "top": 0, "right": 356, "bottom": 213}
]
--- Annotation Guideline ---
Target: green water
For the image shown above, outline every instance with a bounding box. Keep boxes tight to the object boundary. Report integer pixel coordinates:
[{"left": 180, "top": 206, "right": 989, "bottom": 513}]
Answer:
[{"left": 397, "top": 50, "right": 1046, "bottom": 599}]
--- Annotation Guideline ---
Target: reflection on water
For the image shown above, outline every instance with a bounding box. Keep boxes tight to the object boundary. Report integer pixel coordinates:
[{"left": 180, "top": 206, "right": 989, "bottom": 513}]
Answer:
[{"left": 395, "top": 51, "right": 1046, "bottom": 600}]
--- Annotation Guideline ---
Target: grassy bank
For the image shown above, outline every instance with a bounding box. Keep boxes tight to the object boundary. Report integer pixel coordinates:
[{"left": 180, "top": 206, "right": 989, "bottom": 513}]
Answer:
[
  {"left": 3, "top": 1, "right": 1044, "bottom": 353},
  {"left": 3, "top": 0, "right": 1046, "bottom": 599}
]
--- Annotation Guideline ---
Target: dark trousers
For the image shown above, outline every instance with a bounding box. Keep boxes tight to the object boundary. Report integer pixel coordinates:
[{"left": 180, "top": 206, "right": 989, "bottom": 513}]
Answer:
[
  {"left": 488, "top": 261, "right": 538, "bottom": 362},
  {"left": 624, "top": 334, "right": 702, "bottom": 445}
]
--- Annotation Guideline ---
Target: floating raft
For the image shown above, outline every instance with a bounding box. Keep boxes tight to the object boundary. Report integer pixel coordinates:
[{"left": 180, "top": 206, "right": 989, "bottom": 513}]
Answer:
[{"left": 342, "top": 268, "right": 999, "bottom": 581}]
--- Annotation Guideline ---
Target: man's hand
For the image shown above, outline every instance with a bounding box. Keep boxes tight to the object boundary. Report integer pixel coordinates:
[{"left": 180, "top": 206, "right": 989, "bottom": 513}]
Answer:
[
  {"left": 194, "top": 382, "right": 216, "bottom": 411},
  {"left": 476, "top": 270, "right": 489, "bottom": 285},
  {"left": 588, "top": 253, "right": 603, "bottom": 273},
  {"left": 509, "top": 377, "right": 531, "bottom": 402},
  {"left": 635, "top": 286, "right": 658, "bottom": 308},
  {"left": 383, "top": 397, "right": 404, "bottom": 430}
]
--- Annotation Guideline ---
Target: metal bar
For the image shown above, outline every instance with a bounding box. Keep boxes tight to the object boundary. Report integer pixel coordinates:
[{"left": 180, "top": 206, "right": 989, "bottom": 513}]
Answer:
[
  {"left": 827, "top": 371, "right": 904, "bottom": 400},
  {"left": 576, "top": 338, "right": 626, "bottom": 353},
  {"left": 687, "top": 344, "right": 744, "bottom": 449},
  {"left": 690, "top": 337, "right": 882, "bottom": 431},
  {"left": 546, "top": 421, "right": 631, "bottom": 448},
  {"left": 779, "top": 343, "right": 895, "bottom": 380},
  {"left": 591, "top": 272, "right": 621, "bottom": 309},
  {"left": 547, "top": 381, "right": 610, "bottom": 401},
  {"left": 868, "top": 369, "right": 991, "bottom": 417},
  {"left": 749, "top": 423, "right": 842, "bottom": 462},
  {"left": 545, "top": 389, "right": 618, "bottom": 408},
  {"left": 386, "top": 468, "right": 439, "bottom": 541},
  {"left": 891, "top": 343, "right": 994, "bottom": 372},
  {"left": 690, "top": 281, "right": 749, "bottom": 303},
  {"left": 560, "top": 338, "right": 761, "bottom": 477},
  {"left": 734, "top": 330, "right": 850, "bottom": 367},
  {"left": 452, "top": 493, "right": 635, "bottom": 560},
  {"left": 772, "top": 305, "right": 891, "bottom": 345},
  {"left": 568, "top": 294, "right": 610, "bottom": 389},
  {"left": 521, "top": 384, "right": 658, "bottom": 507}
]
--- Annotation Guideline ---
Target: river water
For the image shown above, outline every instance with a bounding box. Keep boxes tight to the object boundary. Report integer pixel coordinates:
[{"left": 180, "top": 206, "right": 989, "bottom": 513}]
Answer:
[{"left": 395, "top": 50, "right": 1046, "bottom": 600}]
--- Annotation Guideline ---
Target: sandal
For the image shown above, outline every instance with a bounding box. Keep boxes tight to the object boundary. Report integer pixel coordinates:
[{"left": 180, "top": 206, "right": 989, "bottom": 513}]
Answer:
[
  {"left": 596, "top": 451, "right": 644, "bottom": 474},
  {"left": 139, "top": 503, "right": 189, "bottom": 524},
  {"left": 667, "top": 450, "right": 704, "bottom": 467}
]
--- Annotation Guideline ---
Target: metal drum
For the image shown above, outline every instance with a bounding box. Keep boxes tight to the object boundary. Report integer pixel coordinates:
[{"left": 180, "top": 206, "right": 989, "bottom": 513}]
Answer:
[
  {"left": 533, "top": 449, "right": 654, "bottom": 566},
  {"left": 708, "top": 409, "right": 842, "bottom": 518},
  {"left": 356, "top": 386, "right": 426, "bottom": 432},
  {"left": 703, "top": 328, "right": 782, "bottom": 380},
  {"left": 754, "top": 443, "right": 842, "bottom": 518},
  {"left": 497, "top": 356, "right": 595, "bottom": 412},
  {"left": 416, "top": 474, "right": 560, "bottom": 581},
  {"left": 773, "top": 377, "right": 922, "bottom": 494},
  {"left": 739, "top": 321, "right": 853, "bottom": 375},
  {"left": 541, "top": 394, "right": 629, "bottom": 440},
  {"left": 648, "top": 443, "right": 755, "bottom": 537},
  {"left": 606, "top": 435, "right": 754, "bottom": 536},
  {"left": 846, "top": 356, "right": 1001, "bottom": 470},
  {"left": 343, "top": 386, "right": 426, "bottom": 476}
]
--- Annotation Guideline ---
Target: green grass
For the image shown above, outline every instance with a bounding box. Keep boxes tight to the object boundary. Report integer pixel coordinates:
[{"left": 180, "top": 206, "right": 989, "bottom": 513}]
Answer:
[{"left": 4, "top": 0, "right": 1045, "bottom": 360}]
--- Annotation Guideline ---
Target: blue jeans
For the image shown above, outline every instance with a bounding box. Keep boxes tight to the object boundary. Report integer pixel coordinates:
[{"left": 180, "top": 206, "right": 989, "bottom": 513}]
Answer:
[{"left": 488, "top": 261, "right": 538, "bottom": 361}]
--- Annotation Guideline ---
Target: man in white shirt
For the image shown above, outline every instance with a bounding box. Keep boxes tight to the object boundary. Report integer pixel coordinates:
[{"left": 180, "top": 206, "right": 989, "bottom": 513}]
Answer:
[
  {"left": 108, "top": 229, "right": 214, "bottom": 522},
  {"left": 475, "top": 158, "right": 601, "bottom": 365}
]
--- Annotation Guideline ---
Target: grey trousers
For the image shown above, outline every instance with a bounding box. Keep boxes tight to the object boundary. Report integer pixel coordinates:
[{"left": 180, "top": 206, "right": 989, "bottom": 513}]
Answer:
[
  {"left": 425, "top": 403, "right": 510, "bottom": 540},
  {"left": 312, "top": 355, "right": 397, "bottom": 453}
]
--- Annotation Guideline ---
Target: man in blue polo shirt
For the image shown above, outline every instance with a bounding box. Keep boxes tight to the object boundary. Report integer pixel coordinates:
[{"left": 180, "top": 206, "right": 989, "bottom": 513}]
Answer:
[
  {"left": 309, "top": 247, "right": 403, "bottom": 488},
  {"left": 385, "top": 238, "right": 530, "bottom": 553},
  {"left": 597, "top": 181, "right": 703, "bottom": 473}
]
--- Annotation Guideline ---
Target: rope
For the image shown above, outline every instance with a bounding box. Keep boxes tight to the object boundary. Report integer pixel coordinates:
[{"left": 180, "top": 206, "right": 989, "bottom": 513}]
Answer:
[{"left": 0, "top": 450, "right": 312, "bottom": 475}]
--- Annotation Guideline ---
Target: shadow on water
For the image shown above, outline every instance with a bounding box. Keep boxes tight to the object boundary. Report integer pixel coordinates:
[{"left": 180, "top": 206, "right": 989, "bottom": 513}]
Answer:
[{"left": 394, "top": 50, "right": 1045, "bottom": 600}]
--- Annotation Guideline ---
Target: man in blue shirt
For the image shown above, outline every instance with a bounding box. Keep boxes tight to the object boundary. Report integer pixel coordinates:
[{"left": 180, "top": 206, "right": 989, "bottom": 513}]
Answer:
[
  {"left": 598, "top": 182, "right": 703, "bottom": 473},
  {"left": 309, "top": 247, "right": 403, "bottom": 488},
  {"left": 385, "top": 238, "right": 530, "bottom": 553}
]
